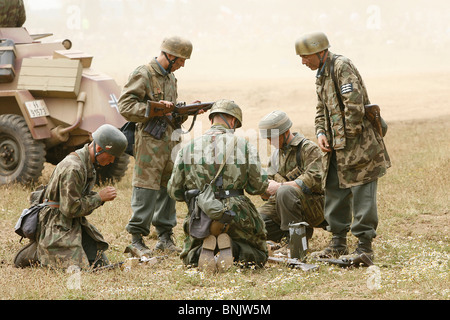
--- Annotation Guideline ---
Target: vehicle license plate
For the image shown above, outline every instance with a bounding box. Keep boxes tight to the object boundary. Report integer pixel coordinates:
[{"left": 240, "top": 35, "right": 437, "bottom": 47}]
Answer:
[{"left": 25, "top": 100, "right": 50, "bottom": 118}]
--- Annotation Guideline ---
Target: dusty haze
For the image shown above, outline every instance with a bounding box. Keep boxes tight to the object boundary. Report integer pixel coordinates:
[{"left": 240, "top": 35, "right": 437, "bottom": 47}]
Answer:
[{"left": 22, "top": 0, "right": 450, "bottom": 133}]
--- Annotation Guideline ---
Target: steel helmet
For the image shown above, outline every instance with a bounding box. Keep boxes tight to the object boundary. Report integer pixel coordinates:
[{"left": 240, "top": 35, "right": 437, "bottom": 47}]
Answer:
[
  {"left": 295, "top": 32, "right": 330, "bottom": 56},
  {"left": 161, "top": 36, "right": 193, "bottom": 59},
  {"left": 209, "top": 99, "right": 242, "bottom": 128},
  {"left": 258, "top": 110, "right": 292, "bottom": 139},
  {"left": 92, "top": 124, "right": 128, "bottom": 158}
]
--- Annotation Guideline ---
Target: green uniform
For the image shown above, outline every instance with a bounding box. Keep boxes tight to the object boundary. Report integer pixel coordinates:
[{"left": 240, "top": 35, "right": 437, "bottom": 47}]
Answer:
[
  {"left": 315, "top": 52, "right": 391, "bottom": 243},
  {"left": 0, "top": 0, "right": 26, "bottom": 27},
  {"left": 37, "top": 145, "right": 108, "bottom": 269},
  {"left": 167, "top": 124, "right": 269, "bottom": 266},
  {"left": 258, "top": 133, "right": 325, "bottom": 240},
  {"left": 118, "top": 58, "right": 179, "bottom": 237}
]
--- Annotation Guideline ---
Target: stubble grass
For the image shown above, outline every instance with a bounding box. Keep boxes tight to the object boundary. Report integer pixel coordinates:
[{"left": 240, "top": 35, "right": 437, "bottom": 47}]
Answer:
[{"left": 0, "top": 116, "right": 448, "bottom": 300}]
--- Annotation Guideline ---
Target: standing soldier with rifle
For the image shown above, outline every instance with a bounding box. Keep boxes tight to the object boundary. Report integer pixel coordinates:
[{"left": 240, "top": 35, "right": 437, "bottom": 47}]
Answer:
[
  {"left": 295, "top": 32, "right": 390, "bottom": 262},
  {"left": 118, "top": 36, "right": 200, "bottom": 256}
]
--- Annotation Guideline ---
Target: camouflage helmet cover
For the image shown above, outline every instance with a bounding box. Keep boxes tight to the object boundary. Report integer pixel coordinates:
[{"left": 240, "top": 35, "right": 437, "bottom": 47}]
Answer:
[
  {"left": 258, "top": 110, "right": 292, "bottom": 139},
  {"left": 295, "top": 32, "right": 330, "bottom": 56},
  {"left": 161, "top": 36, "right": 193, "bottom": 59},
  {"left": 209, "top": 99, "right": 243, "bottom": 128},
  {"left": 92, "top": 124, "right": 128, "bottom": 157}
]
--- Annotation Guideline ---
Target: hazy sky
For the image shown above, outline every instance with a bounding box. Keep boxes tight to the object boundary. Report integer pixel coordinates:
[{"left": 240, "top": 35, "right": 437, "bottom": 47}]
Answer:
[{"left": 23, "top": 0, "right": 450, "bottom": 84}]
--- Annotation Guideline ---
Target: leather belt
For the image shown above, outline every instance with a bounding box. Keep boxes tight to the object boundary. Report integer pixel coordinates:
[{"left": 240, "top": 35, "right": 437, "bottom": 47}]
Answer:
[{"left": 214, "top": 189, "right": 244, "bottom": 199}]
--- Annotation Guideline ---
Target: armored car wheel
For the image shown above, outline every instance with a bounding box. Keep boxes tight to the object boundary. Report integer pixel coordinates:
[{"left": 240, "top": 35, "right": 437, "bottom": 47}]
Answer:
[
  {"left": 0, "top": 114, "right": 46, "bottom": 185},
  {"left": 95, "top": 152, "right": 130, "bottom": 185}
]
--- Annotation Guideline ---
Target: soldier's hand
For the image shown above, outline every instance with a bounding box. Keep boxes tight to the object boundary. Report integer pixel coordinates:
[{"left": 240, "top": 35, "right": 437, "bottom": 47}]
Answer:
[
  {"left": 99, "top": 186, "right": 117, "bottom": 202},
  {"left": 266, "top": 180, "right": 281, "bottom": 196},
  {"left": 318, "top": 135, "right": 331, "bottom": 153},
  {"left": 158, "top": 100, "right": 174, "bottom": 109}
]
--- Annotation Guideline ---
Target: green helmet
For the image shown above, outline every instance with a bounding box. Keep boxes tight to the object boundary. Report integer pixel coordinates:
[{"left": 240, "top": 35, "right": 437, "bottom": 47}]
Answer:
[
  {"left": 209, "top": 99, "right": 242, "bottom": 128},
  {"left": 295, "top": 32, "right": 330, "bottom": 56},
  {"left": 92, "top": 124, "right": 128, "bottom": 158},
  {"left": 258, "top": 110, "right": 292, "bottom": 139},
  {"left": 161, "top": 36, "right": 193, "bottom": 59}
]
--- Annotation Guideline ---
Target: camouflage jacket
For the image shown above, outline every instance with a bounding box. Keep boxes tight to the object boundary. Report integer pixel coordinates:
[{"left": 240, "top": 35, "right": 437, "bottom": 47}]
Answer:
[
  {"left": 167, "top": 124, "right": 269, "bottom": 260},
  {"left": 266, "top": 133, "right": 323, "bottom": 194},
  {"left": 118, "top": 58, "right": 178, "bottom": 189},
  {"left": 36, "top": 145, "right": 107, "bottom": 269},
  {"left": 0, "top": 0, "right": 26, "bottom": 27},
  {"left": 315, "top": 52, "right": 391, "bottom": 188}
]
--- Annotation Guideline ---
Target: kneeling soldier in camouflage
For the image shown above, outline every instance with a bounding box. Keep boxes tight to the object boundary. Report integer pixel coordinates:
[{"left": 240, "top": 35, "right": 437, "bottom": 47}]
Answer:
[
  {"left": 14, "top": 124, "right": 127, "bottom": 269},
  {"left": 258, "top": 111, "right": 326, "bottom": 246},
  {"left": 168, "top": 100, "right": 269, "bottom": 272}
]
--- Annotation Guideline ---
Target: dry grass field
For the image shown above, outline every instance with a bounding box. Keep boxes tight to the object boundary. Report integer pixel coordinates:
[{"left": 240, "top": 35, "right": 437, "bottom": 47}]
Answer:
[{"left": 0, "top": 72, "right": 448, "bottom": 304}]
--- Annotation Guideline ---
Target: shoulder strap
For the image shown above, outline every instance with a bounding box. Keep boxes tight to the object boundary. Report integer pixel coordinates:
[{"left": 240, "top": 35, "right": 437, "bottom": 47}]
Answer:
[
  {"left": 330, "top": 55, "right": 345, "bottom": 113},
  {"left": 211, "top": 138, "right": 236, "bottom": 185},
  {"left": 295, "top": 138, "right": 306, "bottom": 168}
]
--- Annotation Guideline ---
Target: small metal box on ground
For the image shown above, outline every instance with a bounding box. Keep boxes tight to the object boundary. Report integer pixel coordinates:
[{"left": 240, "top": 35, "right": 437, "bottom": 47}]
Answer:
[{"left": 289, "top": 222, "right": 309, "bottom": 261}]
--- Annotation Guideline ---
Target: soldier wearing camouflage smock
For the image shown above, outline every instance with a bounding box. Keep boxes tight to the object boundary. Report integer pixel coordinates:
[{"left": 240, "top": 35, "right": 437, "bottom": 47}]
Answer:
[
  {"left": 13, "top": 125, "right": 127, "bottom": 269},
  {"left": 0, "top": 0, "right": 26, "bottom": 27},
  {"left": 167, "top": 100, "right": 269, "bottom": 272},
  {"left": 118, "top": 36, "right": 197, "bottom": 256},
  {"left": 258, "top": 111, "right": 326, "bottom": 243},
  {"left": 295, "top": 32, "right": 391, "bottom": 261}
]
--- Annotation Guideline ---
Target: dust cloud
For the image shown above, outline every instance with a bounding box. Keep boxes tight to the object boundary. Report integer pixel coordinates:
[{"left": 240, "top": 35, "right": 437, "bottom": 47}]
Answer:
[{"left": 22, "top": 0, "right": 450, "bottom": 132}]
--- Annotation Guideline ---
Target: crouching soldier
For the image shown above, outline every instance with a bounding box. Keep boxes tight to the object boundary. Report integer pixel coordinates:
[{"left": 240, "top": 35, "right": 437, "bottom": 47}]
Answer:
[
  {"left": 258, "top": 111, "right": 327, "bottom": 244},
  {"left": 14, "top": 124, "right": 128, "bottom": 269}
]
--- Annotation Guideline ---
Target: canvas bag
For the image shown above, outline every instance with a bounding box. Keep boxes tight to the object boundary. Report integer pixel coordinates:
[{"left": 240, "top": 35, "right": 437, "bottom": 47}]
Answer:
[
  {"left": 14, "top": 204, "right": 45, "bottom": 240},
  {"left": 197, "top": 139, "right": 235, "bottom": 220},
  {"left": 15, "top": 183, "right": 59, "bottom": 241}
]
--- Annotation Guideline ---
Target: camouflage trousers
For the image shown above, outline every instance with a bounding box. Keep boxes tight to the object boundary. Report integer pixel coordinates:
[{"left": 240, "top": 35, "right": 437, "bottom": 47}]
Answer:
[{"left": 258, "top": 185, "right": 325, "bottom": 241}]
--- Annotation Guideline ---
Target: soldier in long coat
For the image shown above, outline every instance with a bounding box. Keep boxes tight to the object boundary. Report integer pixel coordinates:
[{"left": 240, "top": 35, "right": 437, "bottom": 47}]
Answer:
[
  {"left": 167, "top": 100, "right": 269, "bottom": 272},
  {"left": 295, "top": 32, "right": 391, "bottom": 260}
]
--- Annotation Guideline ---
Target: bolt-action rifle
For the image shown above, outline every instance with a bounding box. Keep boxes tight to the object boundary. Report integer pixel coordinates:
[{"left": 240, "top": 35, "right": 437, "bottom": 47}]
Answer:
[
  {"left": 143, "top": 101, "right": 215, "bottom": 138},
  {"left": 145, "top": 101, "right": 215, "bottom": 118}
]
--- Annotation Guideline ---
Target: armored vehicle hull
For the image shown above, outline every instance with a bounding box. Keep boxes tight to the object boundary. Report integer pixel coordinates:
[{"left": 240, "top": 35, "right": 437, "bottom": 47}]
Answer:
[{"left": 0, "top": 28, "right": 129, "bottom": 185}]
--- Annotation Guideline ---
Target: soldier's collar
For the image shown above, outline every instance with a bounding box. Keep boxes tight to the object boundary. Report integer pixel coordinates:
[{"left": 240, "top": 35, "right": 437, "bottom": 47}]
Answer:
[
  {"left": 152, "top": 58, "right": 169, "bottom": 76},
  {"left": 316, "top": 51, "right": 333, "bottom": 79}
]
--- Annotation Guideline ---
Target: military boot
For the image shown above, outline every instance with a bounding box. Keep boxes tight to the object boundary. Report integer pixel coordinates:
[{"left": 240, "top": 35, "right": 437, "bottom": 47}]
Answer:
[
  {"left": 13, "top": 241, "right": 39, "bottom": 268},
  {"left": 198, "top": 235, "right": 217, "bottom": 273},
  {"left": 339, "top": 240, "right": 374, "bottom": 262},
  {"left": 311, "top": 235, "right": 348, "bottom": 259},
  {"left": 216, "top": 233, "right": 233, "bottom": 272},
  {"left": 125, "top": 234, "right": 152, "bottom": 258},
  {"left": 155, "top": 232, "right": 182, "bottom": 253}
]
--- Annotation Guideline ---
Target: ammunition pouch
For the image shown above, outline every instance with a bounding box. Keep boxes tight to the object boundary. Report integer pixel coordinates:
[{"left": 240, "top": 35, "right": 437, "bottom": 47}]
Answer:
[
  {"left": 285, "top": 167, "right": 302, "bottom": 182},
  {"left": 144, "top": 116, "right": 168, "bottom": 140},
  {"left": 273, "top": 173, "right": 287, "bottom": 183}
]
